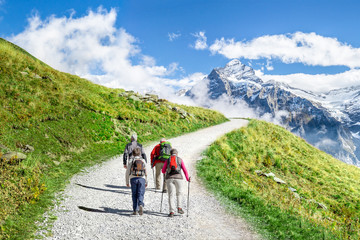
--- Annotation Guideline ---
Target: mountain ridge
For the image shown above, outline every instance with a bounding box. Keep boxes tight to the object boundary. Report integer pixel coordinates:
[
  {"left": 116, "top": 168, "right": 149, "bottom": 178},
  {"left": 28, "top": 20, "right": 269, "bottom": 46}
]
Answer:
[{"left": 186, "top": 59, "right": 360, "bottom": 166}]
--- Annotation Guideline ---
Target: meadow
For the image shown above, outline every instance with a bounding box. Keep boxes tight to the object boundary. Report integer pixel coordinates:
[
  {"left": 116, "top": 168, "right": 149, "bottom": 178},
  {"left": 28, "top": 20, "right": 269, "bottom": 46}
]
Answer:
[{"left": 198, "top": 119, "right": 360, "bottom": 240}]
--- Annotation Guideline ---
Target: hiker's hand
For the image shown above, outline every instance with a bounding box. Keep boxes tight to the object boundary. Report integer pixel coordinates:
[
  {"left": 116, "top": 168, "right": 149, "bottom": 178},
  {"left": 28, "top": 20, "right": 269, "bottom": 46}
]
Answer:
[
  {"left": 124, "top": 165, "right": 127, "bottom": 169},
  {"left": 145, "top": 183, "right": 148, "bottom": 188},
  {"left": 126, "top": 184, "right": 130, "bottom": 187}
]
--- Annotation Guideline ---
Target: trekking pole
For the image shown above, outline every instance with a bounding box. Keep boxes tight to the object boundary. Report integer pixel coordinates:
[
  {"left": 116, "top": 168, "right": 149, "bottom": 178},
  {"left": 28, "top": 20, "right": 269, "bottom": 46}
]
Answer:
[
  {"left": 187, "top": 177, "right": 191, "bottom": 217},
  {"left": 152, "top": 167, "right": 155, "bottom": 190},
  {"left": 160, "top": 174, "right": 165, "bottom": 212}
]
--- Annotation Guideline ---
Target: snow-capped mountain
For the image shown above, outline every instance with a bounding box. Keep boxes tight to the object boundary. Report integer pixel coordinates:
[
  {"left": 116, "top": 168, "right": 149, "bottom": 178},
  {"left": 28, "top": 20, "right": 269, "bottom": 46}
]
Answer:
[{"left": 185, "top": 59, "right": 360, "bottom": 166}]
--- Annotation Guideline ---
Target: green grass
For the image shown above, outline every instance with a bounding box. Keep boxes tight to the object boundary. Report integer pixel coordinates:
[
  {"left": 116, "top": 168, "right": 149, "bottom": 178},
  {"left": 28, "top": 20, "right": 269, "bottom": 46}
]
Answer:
[
  {"left": 0, "top": 38, "right": 228, "bottom": 239},
  {"left": 197, "top": 119, "right": 360, "bottom": 240}
]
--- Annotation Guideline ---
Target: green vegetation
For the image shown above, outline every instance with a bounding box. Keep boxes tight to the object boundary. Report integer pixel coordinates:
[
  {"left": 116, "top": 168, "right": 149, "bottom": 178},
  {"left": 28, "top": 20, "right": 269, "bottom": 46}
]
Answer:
[
  {"left": 198, "top": 119, "right": 360, "bottom": 239},
  {"left": 0, "top": 38, "right": 227, "bottom": 239}
]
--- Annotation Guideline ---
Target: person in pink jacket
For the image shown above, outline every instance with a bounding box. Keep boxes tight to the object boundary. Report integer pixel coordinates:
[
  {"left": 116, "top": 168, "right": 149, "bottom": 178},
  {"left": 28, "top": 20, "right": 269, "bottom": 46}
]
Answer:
[{"left": 161, "top": 148, "right": 191, "bottom": 217}]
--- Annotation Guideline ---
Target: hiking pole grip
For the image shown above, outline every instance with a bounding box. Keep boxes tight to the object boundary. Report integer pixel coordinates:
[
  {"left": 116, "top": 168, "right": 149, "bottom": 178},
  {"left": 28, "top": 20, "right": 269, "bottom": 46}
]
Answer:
[{"left": 187, "top": 177, "right": 191, "bottom": 217}]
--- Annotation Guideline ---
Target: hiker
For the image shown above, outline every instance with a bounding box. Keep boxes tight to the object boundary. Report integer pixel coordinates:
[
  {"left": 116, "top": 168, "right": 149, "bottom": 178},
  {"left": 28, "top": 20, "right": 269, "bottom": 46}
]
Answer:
[
  {"left": 126, "top": 147, "right": 148, "bottom": 216},
  {"left": 150, "top": 138, "right": 171, "bottom": 192},
  {"left": 161, "top": 148, "right": 190, "bottom": 217},
  {"left": 123, "top": 132, "right": 147, "bottom": 169}
]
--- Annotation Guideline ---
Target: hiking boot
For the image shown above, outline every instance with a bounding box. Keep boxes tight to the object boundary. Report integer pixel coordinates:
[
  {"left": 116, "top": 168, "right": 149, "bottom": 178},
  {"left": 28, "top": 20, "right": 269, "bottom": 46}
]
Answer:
[
  {"left": 139, "top": 205, "right": 143, "bottom": 216},
  {"left": 131, "top": 211, "right": 138, "bottom": 216},
  {"left": 177, "top": 208, "right": 184, "bottom": 214},
  {"left": 168, "top": 212, "right": 174, "bottom": 217}
]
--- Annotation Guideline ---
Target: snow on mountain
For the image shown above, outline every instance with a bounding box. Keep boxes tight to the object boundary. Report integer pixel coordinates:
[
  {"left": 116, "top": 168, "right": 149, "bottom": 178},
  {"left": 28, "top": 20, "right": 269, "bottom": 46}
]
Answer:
[{"left": 185, "top": 59, "right": 360, "bottom": 167}]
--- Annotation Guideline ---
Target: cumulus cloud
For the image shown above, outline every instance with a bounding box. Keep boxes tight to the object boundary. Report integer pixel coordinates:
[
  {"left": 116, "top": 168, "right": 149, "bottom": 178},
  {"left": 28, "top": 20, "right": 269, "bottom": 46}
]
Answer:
[
  {"left": 168, "top": 32, "right": 181, "bottom": 41},
  {"left": 9, "top": 7, "right": 187, "bottom": 98},
  {"left": 257, "top": 68, "right": 360, "bottom": 92},
  {"left": 208, "top": 32, "right": 360, "bottom": 69},
  {"left": 192, "top": 31, "right": 208, "bottom": 50}
]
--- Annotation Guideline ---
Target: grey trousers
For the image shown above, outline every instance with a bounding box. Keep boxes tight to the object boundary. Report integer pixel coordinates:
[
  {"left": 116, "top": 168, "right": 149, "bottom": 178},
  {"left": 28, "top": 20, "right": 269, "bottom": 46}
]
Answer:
[{"left": 166, "top": 178, "right": 183, "bottom": 213}]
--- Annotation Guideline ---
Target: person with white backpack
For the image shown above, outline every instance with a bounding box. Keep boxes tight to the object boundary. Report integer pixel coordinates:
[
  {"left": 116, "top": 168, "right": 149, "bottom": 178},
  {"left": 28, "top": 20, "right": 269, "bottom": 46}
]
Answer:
[{"left": 126, "top": 147, "right": 148, "bottom": 216}]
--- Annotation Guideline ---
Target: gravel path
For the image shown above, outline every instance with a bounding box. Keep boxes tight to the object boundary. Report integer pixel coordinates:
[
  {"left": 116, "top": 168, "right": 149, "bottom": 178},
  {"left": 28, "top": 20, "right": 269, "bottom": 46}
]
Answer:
[{"left": 41, "top": 119, "right": 260, "bottom": 239}]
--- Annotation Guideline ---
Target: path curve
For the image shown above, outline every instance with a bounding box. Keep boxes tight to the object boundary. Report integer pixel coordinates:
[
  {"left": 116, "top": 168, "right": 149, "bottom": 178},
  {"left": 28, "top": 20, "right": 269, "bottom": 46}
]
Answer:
[{"left": 41, "top": 119, "right": 260, "bottom": 239}]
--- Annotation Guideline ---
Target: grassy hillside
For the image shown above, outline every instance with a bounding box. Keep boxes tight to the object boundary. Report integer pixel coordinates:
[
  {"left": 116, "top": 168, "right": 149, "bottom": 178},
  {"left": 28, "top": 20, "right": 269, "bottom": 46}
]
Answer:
[
  {"left": 0, "top": 38, "right": 227, "bottom": 239},
  {"left": 197, "top": 119, "right": 360, "bottom": 240}
]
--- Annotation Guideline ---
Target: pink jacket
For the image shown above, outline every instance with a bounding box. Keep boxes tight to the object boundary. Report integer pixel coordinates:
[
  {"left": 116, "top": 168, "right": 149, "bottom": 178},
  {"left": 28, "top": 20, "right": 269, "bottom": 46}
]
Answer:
[{"left": 161, "top": 156, "right": 190, "bottom": 181}]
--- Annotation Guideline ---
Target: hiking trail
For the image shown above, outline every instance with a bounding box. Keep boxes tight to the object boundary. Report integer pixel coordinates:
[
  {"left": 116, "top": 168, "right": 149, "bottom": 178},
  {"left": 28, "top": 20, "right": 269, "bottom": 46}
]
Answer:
[{"left": 38, "top": 119, "right": 260, "bottom": 239}]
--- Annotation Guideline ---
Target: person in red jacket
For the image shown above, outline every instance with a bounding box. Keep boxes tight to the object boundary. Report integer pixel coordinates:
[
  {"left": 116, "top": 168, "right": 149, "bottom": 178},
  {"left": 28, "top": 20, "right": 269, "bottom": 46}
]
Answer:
[{"left": 150, "top": 138, "right": 171, "bottom": 192}]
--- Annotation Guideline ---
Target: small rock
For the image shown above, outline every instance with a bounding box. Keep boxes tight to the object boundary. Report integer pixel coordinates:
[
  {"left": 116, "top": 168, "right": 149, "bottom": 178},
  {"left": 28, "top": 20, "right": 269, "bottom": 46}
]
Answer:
[
  {"left": 273, "top": 177, "right": 286, "bottom": 184},
  {"left": 20, "top": 71, "right": 28, "bottom": 75},
  {"left": 1, "top": 152, "right": 27, "bottom": 161},
  {"left": 265, "top": 172, "right": 276, "bottom": 178},
  {"left": 34, "top": 74, "right": 42, "bottom": 79},
  {"left": 288, "top": 187, "right": 297, "bottom": 192},
  {"left": 22, "top": 144, "right": 34, "bottom": 153},
  {"left": 317, "top": 202, "right": 327, "bottom": 210},
  {"left": 129, "top": 95, "right": 140, "bottom": 101}
]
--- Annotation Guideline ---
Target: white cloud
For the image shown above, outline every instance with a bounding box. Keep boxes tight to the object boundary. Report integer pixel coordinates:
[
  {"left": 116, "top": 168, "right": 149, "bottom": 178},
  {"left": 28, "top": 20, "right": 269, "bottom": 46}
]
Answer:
[
  {"left": 168, "top": 32, "right": 181, "bottom": 41},
  {"left": 258, "top": 68, "right": 360, "bottom": 92},
  {"left": 165, "top": 72, "right": 206, "bottom": 89},
  {"left": 8, "top": 7, "right": 186, "bottom": 98},
  {"left": 192, "top": 31, "right": 208, "bottom": 50},
  {"left": 209, "top": 32, "right": 360, "bottom": 69}
]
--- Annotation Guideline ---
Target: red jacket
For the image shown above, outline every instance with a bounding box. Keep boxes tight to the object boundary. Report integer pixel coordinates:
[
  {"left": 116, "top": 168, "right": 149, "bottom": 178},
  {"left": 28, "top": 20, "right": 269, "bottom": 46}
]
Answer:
[{"left": 150, "top": 142, "right": 165, "bottom": 167}]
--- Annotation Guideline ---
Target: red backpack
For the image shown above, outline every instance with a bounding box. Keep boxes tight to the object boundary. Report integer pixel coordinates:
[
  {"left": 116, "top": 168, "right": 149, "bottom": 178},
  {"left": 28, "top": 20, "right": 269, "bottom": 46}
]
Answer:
[{"left": 167, "top": 155, "right": 181, "bottom": 175}]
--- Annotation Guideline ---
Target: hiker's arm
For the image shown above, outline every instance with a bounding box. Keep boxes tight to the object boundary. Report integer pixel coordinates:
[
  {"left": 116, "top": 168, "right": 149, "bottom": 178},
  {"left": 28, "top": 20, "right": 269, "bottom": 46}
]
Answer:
[
  {"left": 125, "top": 164, "right": 130, "bottom": 186},
  {"left": 123, "top": 144, "right": 129, "bottom": 168},
  {"left": 150, "top": 146, "right": 157, "bottom": 167},
  {"left": 181, "top": 160, "right": 190, "bottom": 182},
  {"left": 161, "top": 160, "right": 168, "bottom": 174},
  {"left": 141, "top": 151, "right": 147, "bottom": 163}
]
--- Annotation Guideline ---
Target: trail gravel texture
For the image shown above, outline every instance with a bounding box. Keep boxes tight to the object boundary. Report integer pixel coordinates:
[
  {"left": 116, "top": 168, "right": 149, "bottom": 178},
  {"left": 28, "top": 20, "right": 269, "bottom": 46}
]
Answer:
[{"left": 42, "top": 119, "right": 260, "bottom": 239}]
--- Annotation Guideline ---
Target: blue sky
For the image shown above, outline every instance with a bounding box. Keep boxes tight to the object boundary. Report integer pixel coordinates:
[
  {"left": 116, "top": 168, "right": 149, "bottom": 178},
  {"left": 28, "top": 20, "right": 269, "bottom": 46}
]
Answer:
[{"left": 1, "top": 0, "right": 360, "bottom": 95}]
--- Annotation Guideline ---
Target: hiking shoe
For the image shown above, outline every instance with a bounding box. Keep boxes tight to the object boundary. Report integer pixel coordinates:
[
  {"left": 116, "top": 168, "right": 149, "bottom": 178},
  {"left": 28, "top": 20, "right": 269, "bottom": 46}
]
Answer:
[
  {"left": 139, "top": 205, "right": 143, "bottom": 216},
  {"left": 177, "top": 208, "right": 184, "bottom": 214},
  {"left": 168, "top": 212, "right": 174, "bottom": 217},
  {"left": 131, "top": 211, "right": 138, "bottom": 216}
]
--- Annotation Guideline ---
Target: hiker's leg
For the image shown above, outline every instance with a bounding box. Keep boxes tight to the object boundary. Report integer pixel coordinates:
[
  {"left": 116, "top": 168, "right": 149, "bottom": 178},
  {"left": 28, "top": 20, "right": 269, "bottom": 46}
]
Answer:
[
  {"left": 155, "top": 163, "right": 162, "bottom": 189},
  {"left": 174, "top": 179, "right": 183, "bottom": 209},
  {"left": 138, "top": 178, "right": 146, "bottom": 207},
  {"left": 130, "top": 178, "right": 138, "bottom": 212},
  {"left": 167, "top": 179, "right": 176, "bottom": 213}
]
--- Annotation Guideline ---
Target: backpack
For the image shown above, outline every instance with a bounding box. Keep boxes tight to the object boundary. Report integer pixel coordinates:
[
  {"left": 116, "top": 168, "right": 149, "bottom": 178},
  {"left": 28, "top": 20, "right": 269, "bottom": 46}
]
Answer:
[
  {"left": 130, "top": 157, "right": 146, "bottom": 177},
  {"left": 159, "top": 141, "right": 171, "bottom": 160},
  {"left": 167, "top": 155, "right": 181, "bottom": 175}
]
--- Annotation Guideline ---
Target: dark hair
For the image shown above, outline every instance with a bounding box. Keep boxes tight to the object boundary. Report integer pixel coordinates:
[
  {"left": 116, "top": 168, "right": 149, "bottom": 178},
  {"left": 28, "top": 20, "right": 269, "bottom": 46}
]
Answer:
[
  {"left": 132, "top": 147, "right": 141, "bottom": 157},
  {"left": 170, "top": 148, "right": 178, "bottom": 155}
]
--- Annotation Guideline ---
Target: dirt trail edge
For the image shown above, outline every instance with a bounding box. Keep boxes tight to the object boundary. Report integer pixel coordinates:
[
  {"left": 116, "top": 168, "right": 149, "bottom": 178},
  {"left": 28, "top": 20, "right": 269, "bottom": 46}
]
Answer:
[{"left": 40, "top": 119, "right": 260, "bottom": 240}]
